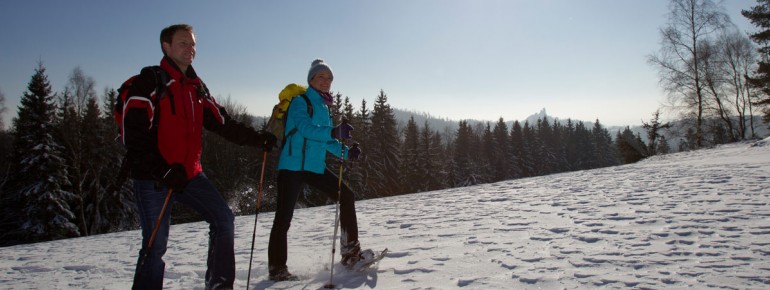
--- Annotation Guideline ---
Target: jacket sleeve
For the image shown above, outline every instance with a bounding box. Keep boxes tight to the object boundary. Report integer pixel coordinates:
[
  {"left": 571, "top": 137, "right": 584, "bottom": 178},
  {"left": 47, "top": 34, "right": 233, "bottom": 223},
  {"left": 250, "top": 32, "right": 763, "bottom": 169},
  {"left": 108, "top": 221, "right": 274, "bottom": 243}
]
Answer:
[
  {"left": 202, "top": 94, "right": 266, "bottom": 147},
  {"left": 124, "top": 108, "right": 167, "bottom": 179},
  {"left": 326, "top": 141, "right": 349, "bottom": 160},
  {"left": 122, "top": 68, "right": 168, "bottom": 179}
]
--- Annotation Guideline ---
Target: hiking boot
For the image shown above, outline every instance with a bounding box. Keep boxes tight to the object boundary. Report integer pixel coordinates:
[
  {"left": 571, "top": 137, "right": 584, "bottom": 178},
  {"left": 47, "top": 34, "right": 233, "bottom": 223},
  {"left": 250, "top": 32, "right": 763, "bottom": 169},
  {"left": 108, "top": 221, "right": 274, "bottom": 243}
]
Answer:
[
  {"left": 341, "top": 246, "right": 362, "bottom": 268},
  {"left": 269, "top": 266, "right": 298, "bottom": 281}
]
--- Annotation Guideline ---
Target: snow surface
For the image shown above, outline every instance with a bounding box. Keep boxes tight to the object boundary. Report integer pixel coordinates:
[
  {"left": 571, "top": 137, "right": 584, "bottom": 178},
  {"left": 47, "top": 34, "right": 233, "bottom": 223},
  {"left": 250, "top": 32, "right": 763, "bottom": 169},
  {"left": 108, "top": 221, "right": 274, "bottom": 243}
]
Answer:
[{"left": 1, "top": 139, "right": 770, "bottom": 289}]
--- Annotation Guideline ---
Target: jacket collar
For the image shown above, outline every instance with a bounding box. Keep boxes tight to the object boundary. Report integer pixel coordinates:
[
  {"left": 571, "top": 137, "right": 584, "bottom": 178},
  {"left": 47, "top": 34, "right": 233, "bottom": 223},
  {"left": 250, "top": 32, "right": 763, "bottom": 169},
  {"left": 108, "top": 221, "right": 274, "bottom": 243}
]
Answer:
[{"left": 160, "top": 56, "right": 200, "bottom": 84}]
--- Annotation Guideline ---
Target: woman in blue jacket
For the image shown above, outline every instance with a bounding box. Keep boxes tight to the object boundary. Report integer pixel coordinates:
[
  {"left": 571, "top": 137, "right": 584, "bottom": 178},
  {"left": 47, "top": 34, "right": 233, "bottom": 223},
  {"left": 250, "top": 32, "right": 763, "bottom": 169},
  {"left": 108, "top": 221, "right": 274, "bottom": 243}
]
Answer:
[{"left": 268, "top": 59, "right": 363, "bottom": 281}]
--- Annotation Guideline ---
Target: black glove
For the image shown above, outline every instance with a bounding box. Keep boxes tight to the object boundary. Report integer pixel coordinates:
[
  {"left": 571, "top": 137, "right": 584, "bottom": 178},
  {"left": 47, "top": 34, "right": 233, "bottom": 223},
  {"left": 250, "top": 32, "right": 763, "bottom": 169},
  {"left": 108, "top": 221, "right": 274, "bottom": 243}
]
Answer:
[
  {"left": 331, "top": 118, "right": 353, "bottom": 140},
  {"left": 161, "top": 163, "right": 188, "bottom": 191},
  {"left": 349, "top": 142, "right": 361, "bottom": 161},
  {"left": 254, "top": 130, "right": 278, "bottom": 152}
]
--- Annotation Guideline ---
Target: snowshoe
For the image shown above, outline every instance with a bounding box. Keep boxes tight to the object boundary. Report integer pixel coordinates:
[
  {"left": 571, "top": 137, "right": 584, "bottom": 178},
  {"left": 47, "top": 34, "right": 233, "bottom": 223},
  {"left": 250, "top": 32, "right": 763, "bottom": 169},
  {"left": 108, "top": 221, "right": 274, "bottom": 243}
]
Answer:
[{"left": 345, "top": 248, "right": 388, "bottom": 271}]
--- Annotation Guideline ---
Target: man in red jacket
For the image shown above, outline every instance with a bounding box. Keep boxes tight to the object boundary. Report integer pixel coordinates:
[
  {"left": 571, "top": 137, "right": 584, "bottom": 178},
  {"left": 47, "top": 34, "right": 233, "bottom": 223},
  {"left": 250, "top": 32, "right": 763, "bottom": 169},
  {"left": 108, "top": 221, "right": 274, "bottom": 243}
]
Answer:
[{"left": 123, "top": 24, "right": 276, "bottom": 290}]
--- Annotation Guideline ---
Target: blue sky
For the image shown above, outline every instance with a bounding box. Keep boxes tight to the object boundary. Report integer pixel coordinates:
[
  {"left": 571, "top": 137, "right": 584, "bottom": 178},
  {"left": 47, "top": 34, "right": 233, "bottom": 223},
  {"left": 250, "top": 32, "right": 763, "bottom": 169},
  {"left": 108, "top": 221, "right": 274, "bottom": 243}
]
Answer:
[{"left": 0, "top": 0, "right": 758, "bottom": 128}]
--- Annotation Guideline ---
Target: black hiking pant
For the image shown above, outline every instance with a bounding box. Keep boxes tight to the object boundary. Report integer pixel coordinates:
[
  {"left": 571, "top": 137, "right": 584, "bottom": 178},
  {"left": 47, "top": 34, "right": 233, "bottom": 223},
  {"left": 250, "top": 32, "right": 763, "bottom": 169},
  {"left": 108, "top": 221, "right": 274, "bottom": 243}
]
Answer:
[{"left": 268, "top": 169, "right": 359, "bottom": 273}]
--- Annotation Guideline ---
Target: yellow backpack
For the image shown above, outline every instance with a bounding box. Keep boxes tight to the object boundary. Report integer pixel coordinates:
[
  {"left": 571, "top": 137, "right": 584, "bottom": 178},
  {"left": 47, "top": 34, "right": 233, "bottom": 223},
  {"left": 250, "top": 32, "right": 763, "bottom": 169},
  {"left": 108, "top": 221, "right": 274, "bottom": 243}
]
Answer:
[{"left": 266, "top": 83, "right": 312, "bottom": 148}]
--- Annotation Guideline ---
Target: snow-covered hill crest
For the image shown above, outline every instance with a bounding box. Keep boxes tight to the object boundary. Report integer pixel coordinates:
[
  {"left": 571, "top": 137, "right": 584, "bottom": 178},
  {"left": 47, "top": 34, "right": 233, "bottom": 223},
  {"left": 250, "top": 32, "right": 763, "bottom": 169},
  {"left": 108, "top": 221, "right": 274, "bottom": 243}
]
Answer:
[{"left": 1, "top": 139, "right": 769, "bottom": 289}]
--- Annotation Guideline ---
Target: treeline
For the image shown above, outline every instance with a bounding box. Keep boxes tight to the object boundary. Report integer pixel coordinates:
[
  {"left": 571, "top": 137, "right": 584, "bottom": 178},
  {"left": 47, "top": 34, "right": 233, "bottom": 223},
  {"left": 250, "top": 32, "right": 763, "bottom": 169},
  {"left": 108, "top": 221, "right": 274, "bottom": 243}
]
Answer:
[{"left": 0, "top": 63, "right": 641, "bottom": 247}]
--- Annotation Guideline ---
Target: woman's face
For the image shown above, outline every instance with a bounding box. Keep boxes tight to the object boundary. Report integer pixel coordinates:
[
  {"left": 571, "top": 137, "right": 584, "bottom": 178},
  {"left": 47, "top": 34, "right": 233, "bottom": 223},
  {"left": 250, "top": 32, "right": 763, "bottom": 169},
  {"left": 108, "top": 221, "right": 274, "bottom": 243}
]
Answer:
[{"left": 309, "top": 71, "right": 333, "bottom": 93}]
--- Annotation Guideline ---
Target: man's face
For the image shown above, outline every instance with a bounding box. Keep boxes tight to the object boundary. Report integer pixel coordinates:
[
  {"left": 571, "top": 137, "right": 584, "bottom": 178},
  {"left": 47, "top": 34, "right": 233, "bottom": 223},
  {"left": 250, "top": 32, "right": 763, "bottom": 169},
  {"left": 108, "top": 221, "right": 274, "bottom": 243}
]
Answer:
[
  {"left": 310, "top": 71, "right": 333, "bottom": 93},
  {"left": 163, "top": 29, "right": 196, "bottom": 68}
]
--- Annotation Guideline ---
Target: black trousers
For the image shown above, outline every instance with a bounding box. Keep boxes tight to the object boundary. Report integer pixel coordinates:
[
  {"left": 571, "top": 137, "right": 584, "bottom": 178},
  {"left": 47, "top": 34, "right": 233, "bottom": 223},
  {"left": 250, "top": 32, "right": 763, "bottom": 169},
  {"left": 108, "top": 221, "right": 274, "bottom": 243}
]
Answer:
[{"left": 268, "top": 169, "right": 359, "bottom": 271}]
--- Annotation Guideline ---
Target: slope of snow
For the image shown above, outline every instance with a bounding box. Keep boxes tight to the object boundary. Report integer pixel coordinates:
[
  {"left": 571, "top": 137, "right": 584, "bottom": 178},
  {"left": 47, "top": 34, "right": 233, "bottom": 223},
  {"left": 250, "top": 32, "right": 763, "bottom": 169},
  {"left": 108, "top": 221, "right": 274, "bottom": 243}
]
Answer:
[{"left": 1, "top": 139, "right": 770, "bottom": 289}]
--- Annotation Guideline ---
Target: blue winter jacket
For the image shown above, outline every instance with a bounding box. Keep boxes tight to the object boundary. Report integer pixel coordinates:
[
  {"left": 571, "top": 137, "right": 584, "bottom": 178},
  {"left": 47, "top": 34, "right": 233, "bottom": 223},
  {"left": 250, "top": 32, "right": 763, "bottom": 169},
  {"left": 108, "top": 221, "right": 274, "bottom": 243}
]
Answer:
[{"left": 277, "top": 86, "right": 348, "bottom": 174}]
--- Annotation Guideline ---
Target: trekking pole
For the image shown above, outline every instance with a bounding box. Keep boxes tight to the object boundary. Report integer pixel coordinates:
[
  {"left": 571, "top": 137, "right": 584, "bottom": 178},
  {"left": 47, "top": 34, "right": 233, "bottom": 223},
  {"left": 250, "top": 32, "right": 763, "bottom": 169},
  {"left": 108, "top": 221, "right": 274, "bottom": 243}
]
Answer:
[
  {"left": 324, "top": 138, "right": 346, "bottom": 289},
  {"left": 138, "top": 188, "right": 173, "bottom": 269},
  {"left": 246, "top": 150, "right": 268, "bottom": 290}
]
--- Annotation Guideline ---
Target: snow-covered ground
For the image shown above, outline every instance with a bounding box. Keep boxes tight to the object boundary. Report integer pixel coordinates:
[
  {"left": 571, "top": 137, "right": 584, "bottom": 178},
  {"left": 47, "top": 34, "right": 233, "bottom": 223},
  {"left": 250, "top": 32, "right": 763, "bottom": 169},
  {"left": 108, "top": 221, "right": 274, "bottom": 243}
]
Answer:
[{"left": 2, "top": 139, "right": 770, "bottom": 289}]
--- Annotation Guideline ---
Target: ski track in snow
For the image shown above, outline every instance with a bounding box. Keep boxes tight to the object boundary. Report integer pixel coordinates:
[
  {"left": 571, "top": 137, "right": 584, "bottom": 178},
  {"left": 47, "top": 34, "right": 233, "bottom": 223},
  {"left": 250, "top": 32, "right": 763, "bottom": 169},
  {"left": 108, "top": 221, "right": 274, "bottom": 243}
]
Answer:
[{"left": 1, "top": 139, "right": 770, "bottom": 289}]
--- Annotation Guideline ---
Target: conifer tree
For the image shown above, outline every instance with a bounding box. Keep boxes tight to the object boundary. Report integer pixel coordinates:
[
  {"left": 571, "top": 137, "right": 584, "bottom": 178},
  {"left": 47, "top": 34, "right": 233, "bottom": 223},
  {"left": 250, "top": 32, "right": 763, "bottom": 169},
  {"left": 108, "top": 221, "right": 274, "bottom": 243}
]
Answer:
[
  {"left": 417, "top": 121, "right": 445, "bottom": 191},
  {"left": 743, "top": 0, "right": 770, "bottom": 126},
  {"left": 451, "top": 120, "right": 481, "bottom": 187},
  {"left": 591, "top": 120, "right": 618, "bottom": 167},
  {"left": 550, "top": 120, "right": 569, "bottom": 173},
  {"left": 348, "top": 99, "right": 371, "bottom": 199},
  {"left": 9, "top": 63, "right": 79, "bottom": 242},
  {"left": 492, "top": 118, "right": 511, "bottom": 181},
  {"left": 342, "top": 95, "right": 355, "bottom": 122},
  {"left": 616, "top": 127, "right": 647, "bottom": 164},
  {"left": 508, "top": 120, "right": 524, "bottom": 179},
  {"left": 480, "top": 122, "right": 495, "bottom": 183},
  {"left": 520, "top": 121, "right": 537, "bottom": 177},
  {"left": 400, "top": 117, "right": 421, "bottom": 193},
  {"left": 563, "top": 119, "right": 579, "bottom": 171},
  {"left": 535, "top": 118, "right": 556, "bottom": 175},
  {"left": 572, "top": 121, "right": 594, "bottom": 170},
  {"left": 367, "top": 90, "right": 401, "bottom": 196}
]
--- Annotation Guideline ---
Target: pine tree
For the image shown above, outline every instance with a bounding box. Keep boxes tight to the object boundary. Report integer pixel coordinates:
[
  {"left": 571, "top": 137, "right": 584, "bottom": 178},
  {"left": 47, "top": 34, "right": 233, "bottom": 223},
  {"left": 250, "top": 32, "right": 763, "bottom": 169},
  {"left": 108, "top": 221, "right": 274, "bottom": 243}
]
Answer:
[
  {"left": 480, "top": 122, "right": 495, "bottom": 183},
  {"left": 616, "top": 127, "right": 647, "bottom": 164},
  {"left": 550, "top": 120, "right": 569, "bottom": 173},
  {"left": 591, "top": 120, "right": 618, "bottom": 167},
  {"left": 508, "top": 120, "right": 524, "bottom": 179},
  {"left": 400, "top": 117, "right": 421, "bottom": 193},
  {"left": 347, "top": 99, "right": 371, "bottom": 199},
  {"left": 742, "top": 0, "right": 770, "bottom": 126},
  {"left": 417, "top": 121, "right": 445, "bottom": 191},
  {"left": 451, "top": 120, "right": 481, "bottom": 187},
  {"left": 519, "top": 121, "right": 537, "bottom": 177},
  {"left": 367, "top": 90, "right": 401, "bottom": 196},
  {"left": 535, "top": 118, "right": 556, "bottom": 175},
  {"left": 492, "top": 118, "right": 510, "bottom": 181},
  {"left": 9, "top": 63, "right": 79, "bottom": 243},
  {"left": 572, "top": 121, "right": 594, "bottom": 170}
]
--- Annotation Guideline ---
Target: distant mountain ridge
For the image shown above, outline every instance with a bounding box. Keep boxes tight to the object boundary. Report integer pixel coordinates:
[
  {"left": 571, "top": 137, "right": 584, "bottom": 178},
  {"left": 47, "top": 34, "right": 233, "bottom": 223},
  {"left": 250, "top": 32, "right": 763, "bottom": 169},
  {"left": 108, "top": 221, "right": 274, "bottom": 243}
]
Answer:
[
  {"left": 392, "top": 107, "right": 770, "bottom": 147},
  {"left": 257, "top": 105, "right": 768, "bottom": 145}
]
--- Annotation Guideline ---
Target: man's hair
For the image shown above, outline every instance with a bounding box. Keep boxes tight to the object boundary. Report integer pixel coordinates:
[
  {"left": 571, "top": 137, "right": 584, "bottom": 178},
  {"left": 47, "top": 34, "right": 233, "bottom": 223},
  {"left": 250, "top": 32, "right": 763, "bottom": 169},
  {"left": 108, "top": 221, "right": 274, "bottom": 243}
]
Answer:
[{"left": 160, "top": 24, "right": 194, "bottom": 55}]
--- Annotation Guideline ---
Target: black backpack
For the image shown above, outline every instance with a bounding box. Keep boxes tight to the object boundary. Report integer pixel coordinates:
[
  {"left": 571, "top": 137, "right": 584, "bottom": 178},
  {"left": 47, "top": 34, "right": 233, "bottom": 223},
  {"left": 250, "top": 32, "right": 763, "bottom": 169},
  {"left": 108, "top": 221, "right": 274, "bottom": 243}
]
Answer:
[{"left": 109, "top": 66, "right": 169, "bottom": 191}]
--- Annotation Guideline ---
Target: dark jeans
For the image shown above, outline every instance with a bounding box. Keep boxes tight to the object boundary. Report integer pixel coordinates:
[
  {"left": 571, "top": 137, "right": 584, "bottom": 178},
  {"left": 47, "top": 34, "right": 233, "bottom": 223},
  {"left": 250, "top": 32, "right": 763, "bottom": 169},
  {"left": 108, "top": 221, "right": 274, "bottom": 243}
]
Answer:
[
  {"left": 132, "top": 173, "right": 235, "bottom": 290},
  {"left": 268, "top": 169, "right": 359, "bottom": 272}
]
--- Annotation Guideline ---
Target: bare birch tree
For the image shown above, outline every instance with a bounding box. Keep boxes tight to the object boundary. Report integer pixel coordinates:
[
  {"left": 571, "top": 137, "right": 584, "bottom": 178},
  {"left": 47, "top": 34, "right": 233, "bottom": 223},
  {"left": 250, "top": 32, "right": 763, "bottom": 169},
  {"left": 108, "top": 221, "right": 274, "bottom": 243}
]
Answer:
[{"left": 648, "top": 0, "right": 731, "bottom": 148}]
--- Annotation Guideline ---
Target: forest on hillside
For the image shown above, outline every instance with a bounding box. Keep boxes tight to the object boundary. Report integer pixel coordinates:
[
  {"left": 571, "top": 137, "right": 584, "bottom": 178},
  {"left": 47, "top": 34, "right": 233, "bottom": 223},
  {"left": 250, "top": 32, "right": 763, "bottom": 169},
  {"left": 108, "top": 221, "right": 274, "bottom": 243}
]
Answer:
[{"left": 1, "top": 0, "right": 770, "bottom": 247}]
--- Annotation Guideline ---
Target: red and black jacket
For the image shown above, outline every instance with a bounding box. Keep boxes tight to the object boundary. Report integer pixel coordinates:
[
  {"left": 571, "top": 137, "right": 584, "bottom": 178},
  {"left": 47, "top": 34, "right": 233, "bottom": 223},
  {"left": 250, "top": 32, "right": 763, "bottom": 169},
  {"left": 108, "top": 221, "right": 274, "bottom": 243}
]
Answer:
[{"left": 123, "top": 57, "right": 265, "bottom": 181}]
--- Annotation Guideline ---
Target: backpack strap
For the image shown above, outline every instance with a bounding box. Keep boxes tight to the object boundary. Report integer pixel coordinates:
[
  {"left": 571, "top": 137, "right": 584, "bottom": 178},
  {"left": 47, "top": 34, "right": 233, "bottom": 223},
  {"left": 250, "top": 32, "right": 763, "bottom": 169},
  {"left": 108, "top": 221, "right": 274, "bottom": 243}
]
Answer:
[
  {"left": 149, "top": 66, "right": 168, "bottom": 96},
  {"left": 285, "top": 94, "right": 313, "bottom": 139},
  {"left": 300, "top": 94, "right": 312, "bottom": 117},
  {"left": 148, "top": 66, "right": 172, "bottom": 115}
]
